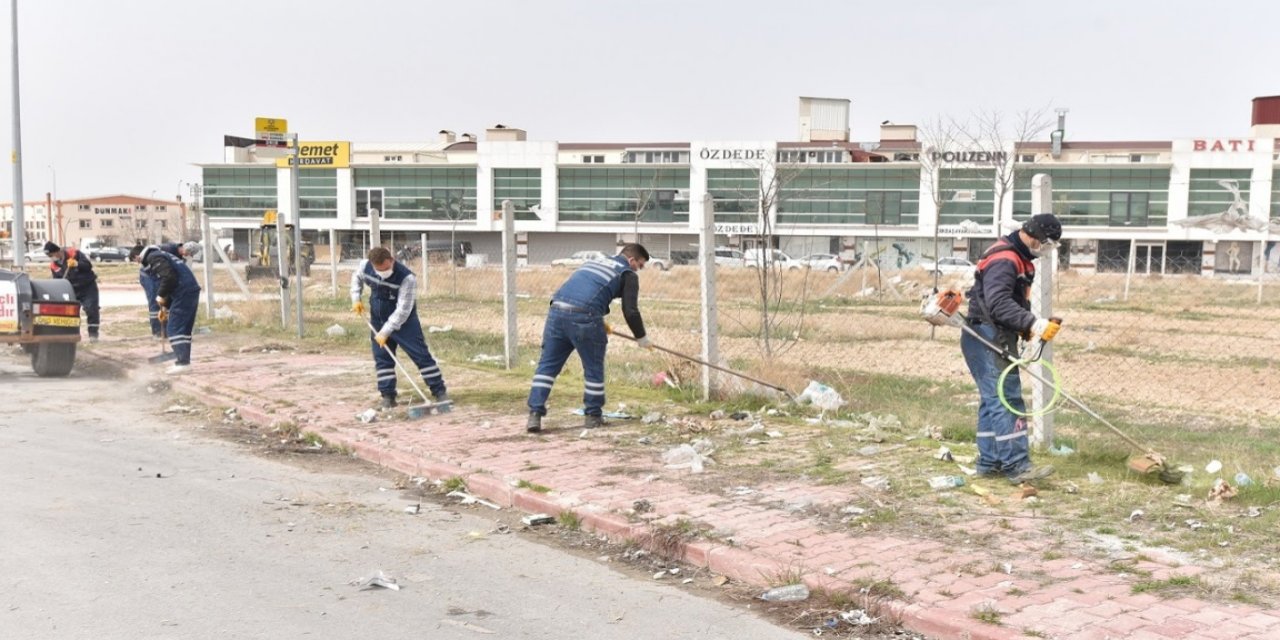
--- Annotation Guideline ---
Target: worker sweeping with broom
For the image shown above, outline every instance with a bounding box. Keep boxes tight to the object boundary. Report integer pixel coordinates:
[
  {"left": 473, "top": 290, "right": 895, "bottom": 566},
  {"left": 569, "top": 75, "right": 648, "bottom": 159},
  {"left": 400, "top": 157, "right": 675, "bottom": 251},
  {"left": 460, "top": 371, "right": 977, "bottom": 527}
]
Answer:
[
  {"left": 351, "top": 246, "right": 449, "bottom": 410},
  {"left": 962, "top": 213, "right": 1063, "bottom": 484}
]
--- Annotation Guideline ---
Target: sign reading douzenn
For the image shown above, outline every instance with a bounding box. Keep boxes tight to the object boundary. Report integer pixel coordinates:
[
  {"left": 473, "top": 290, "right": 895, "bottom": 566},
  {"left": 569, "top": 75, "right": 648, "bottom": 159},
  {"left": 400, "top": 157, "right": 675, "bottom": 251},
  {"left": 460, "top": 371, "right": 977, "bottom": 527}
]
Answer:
[{"left": 277, "top": 141, "right": 351, "bottom": 169}]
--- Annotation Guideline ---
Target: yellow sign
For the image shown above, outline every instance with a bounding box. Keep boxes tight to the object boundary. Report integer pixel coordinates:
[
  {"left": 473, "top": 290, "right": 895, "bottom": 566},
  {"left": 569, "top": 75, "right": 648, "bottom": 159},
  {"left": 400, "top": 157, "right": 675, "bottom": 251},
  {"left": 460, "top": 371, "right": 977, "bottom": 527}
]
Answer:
[
  {"left": 255, "top": 117, "right": 288, "bottom": 136},
  {"left": 277, "top": 141, "right": 351, "bottom": 169},
  {"left": 34, "top": 315, "right": 81, "bottom": 328}
]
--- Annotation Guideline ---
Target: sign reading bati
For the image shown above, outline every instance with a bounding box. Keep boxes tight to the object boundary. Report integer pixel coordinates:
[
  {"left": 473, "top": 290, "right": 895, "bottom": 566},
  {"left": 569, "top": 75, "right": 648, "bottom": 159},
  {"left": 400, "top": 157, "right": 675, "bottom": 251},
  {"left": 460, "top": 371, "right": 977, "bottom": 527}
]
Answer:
[{"left": 1194, "top": 139, "right": 1256, "bottom": 152}]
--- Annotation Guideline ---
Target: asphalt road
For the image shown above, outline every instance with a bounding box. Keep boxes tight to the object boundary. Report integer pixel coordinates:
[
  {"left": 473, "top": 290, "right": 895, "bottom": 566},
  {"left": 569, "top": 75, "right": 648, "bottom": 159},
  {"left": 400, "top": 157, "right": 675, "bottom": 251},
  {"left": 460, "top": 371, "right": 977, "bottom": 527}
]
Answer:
[{"left": 0, "top": 354, "right": 804, "bottom": 639}]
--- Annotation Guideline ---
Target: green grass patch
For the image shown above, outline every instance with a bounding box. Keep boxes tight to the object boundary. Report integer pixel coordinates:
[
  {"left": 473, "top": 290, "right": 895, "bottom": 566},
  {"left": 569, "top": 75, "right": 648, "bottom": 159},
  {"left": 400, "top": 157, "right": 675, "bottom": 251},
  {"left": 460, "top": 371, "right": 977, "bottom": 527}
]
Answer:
[{"left": 516, "top": 479, "right": 551, "bottom": 494}]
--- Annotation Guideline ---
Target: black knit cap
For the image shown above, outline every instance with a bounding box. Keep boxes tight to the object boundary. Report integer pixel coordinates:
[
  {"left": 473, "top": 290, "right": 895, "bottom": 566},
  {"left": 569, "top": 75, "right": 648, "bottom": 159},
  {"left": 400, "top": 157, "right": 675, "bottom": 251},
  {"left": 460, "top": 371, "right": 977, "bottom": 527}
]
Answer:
[
  {"left": 1022, "top": 214, "right": 1063, "bottom": 242},
  {"left": 43, "top": 241, "right": 61, "bottom": 254}
]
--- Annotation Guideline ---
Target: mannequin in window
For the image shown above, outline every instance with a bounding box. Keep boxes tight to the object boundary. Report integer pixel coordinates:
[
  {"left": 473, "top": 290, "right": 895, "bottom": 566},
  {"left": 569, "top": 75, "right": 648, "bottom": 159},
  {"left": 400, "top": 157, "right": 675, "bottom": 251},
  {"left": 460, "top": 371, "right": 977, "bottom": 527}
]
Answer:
[{"left": 1227, "top": 242, "right": 1241, "bottom": 272}]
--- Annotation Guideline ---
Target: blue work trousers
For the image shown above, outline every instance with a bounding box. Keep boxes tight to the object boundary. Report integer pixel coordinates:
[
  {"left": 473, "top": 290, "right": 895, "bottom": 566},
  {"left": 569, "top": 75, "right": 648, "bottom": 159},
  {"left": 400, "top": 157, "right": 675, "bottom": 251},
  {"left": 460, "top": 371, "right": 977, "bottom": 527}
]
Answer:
[
  {"left": 166, "top": 288, "right": 200, "bottom": 366},
  {"left": 370, "top": 314, "right": 446, "bottom": 400},
  {"left": 140, "top": 273, "right": 162, "bottom": 336},
  {"left": 527, "top": 307, "right": 607, "bottom": 417},
  {"left": 960, "top": 323, "right": 1031, "bottom": 476}
]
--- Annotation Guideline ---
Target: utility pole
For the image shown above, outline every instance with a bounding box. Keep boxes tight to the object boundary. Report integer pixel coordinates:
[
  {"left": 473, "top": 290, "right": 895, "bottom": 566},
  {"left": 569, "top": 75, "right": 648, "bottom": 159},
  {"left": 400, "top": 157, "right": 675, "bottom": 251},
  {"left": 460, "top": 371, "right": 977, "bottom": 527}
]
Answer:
[
  {"left": 290, "top": 133, "right": 304, "bottom": 337},
  {"left": 10, "top": 0, "right": 26, "bottom": 267}
]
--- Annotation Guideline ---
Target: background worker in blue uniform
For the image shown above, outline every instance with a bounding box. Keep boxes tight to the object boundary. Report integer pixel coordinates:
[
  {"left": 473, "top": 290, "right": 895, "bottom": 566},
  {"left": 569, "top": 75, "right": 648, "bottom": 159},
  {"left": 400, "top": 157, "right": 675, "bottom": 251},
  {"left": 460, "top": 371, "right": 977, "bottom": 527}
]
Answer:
[
  {"left": 44, "top": 241, "right": 101, "bottom": 342},
  {"left": 962, "top": 213, "right": 1063, "bottom": 484},
  {"left": 140, "top": 244, "right": 202, "bottom": 374},
  {"left": 350, "top": 246, "right": 449, "bottom": 409},
  {"left": 129, "top": 243, "right": 162, "bottom": 338},
  {"left": 525, "top": 243, "right": 652, "bottom": 433}
]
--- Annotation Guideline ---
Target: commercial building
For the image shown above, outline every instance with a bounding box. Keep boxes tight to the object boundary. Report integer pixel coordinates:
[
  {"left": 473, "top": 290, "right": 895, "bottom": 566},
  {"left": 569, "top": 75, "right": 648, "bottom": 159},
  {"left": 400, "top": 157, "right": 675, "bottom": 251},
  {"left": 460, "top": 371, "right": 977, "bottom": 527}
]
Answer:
[
  {"left": 197, "top": 96, "right": 1280, "bottom": 276},
  {"left": 1, "top": 194, "right": 187, "bottom": 252}
]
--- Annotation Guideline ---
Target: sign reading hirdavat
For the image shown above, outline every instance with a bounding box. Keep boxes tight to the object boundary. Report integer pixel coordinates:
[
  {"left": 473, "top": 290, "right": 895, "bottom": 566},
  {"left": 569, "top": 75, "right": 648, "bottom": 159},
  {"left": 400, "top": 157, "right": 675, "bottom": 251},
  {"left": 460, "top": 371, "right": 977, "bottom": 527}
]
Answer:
[{"left": 930, "top": 150, "right": 1008, "bottom": 163}]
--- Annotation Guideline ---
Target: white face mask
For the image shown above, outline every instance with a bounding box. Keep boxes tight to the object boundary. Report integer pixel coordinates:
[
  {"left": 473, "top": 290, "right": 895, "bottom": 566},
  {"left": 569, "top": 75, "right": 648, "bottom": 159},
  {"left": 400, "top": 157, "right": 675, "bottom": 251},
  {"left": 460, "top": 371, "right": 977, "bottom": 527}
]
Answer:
[
  {"left": 374, "top": 267, "right": 394, "bottom": 278},
  {"left": 1029, "top": 239, "right": 1057, "bottom": 258}
]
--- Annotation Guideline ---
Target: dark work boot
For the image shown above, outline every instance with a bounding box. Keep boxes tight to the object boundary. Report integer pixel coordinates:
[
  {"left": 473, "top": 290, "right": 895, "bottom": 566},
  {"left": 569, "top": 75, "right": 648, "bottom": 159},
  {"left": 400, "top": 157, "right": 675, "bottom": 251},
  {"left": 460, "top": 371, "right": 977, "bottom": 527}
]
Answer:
[
  {"left": 433, "top": 391, "right": 450, "bottom": 404},
  {"left": 584, "top": 414, "right": 605, "bottom": 429},
  {"left": 526, "top": 412, "right": 543, "bottom": 434},
  {"left": 379, "top": 395, "right": 397, "bottom": 410}
]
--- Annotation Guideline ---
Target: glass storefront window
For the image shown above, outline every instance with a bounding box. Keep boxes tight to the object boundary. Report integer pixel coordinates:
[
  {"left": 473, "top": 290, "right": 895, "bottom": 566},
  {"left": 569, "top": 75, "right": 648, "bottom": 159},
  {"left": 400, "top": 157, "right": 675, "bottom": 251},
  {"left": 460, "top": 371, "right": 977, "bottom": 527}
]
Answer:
[
  {"left": 776, "top": 167, "right": 920, "bottom": 225},
  {"left": 494, "top": 168, "right": 542, "bottom": 221},
  {"left": 202, "top": 167, "right": 278, "bottom": 218},
  {"left": 558, "top": 167, "right": 690, "bottom": 223},
  {"left": 1013, "top": 168, "right": 1170, "bottom": 227},
  {"left": 354, "top": 168, "right": 477, "bottom": 220}
]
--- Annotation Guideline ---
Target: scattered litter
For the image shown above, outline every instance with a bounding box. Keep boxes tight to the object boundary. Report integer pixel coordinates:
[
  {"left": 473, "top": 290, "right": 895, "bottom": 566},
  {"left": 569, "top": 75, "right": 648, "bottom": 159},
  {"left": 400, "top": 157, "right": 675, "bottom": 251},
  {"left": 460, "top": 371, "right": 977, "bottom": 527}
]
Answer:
[
  {"left": 404, "top": 504, "right": 421, "bottom": 515},
  {"left": 1087, "top": 472, "right": 1105, "bottom": 485},
  {"left": 1205, "top": 460, "right": 1223, "bottom": 474},
  {"left": 357, "top": 409, "right": 378, "bottom": 424},
  {"left": 1048, "top": 444, "right": 1075, "bottom": 456},
  {"left": 1001, "top": 562, "right": 1013, "bottom": 575},
  {"left": 641, "top": 412, "right": 663, "bottom": 425},
  {"left": 734, "top": 423, "right": 765, "bottom": 436},
  {"left": 223, "top": 408, "right": 239, "bottom": 420},
  {"left": 163, "top": 405, "right": 195, "bottom": 414},
  {"left": 796, "top": 381, "right": 844, "bottom": 413},
  {"left": 469, "top": 354, "right": 505, "bottom": 364},
  {"left": 1274, "top": 466, "right": 1280, "bottom": 480},
  {"left": 1071, "top": 562, "right": 1084, "bottom": 570},
  {"left": 662, "top": 439, "right": 715, "bottom": 474},
  {"left": 1208, "top": 479, "right": 1238, "bottom": 502},
  {"left": 840, "top": 609, "right": 876, "bottom": 625},
  {"left": 1234, "top": 472, "right": 1253, "bottom": 487},
  {"left": 928, "top": 475, "right": 966, "bottom": 491},
  {"left": 765, "top": 430, "right": 784, "bottom": 438},
  {"left": 858, "top": 445, "right": 882, "bottom": 457},
  {"left": 922, "top": 424, "right": 944, "bottom": 440},
  {"left": 759, "top": 583, "right": 810, "bottom": 602},
  {"left": 1128, "top": 509, "right": 1144, "bottom": 522},
  {"left": 713, "top": 575, "right": 730, "bottom": 586},
  {"left": 1064, "top": 482, "right": 1079, "bottom": 494},
  {"left": 709, "top": 409, "right": 726, "bottom": 420},
  {"left": 1186, "top": 519, "right": 1203, "bottom": 530},
  {"left": 146, "top": 381, "right": 170, "bottom": 394},
  {"left": 637, "top": 436, "right": 652, "bottom": 445},
  {"left": 1247, "top": 506, "right": 1263, "bottom": 518},
  {"left": 427, "top": 325, "right": 453, "bottom": 333},
  {"left": 653, "top": 571, "right": 666, "bottom": 580},
  {"left": 730, "top": 486, "right": 757, "bottom": 497},
  {"left": 935, "top": 446, "right": 954, "bottom": 462},
  {"left": 956, "top": 464, "right": 977, "bottom": 477},
  {"left": 729, "top": 411, "right": 750, "bottom": 421},
  {"left": 447, "top": 491, "right": 501, "bottom": 510},
  {"left": 572, "top": 408, "right": 633, "bottom": 419},
  {"left": 521, "top": 513, "right": 555, "bottom": 526},
  {"left": 353, "top": 571, "right": 400, "bottom": 591},
  {"left": 668, "top": 567, "right": 679, "bottom": 575},
  {"left": 324, "top": 324, "right": 346, "bottom": 337},
  {"left": 682, "top": 578, "right": 693, "bottom": 584},
  {"left": 632, "top": 499, "right": 653, "bottom": 514},
  {"left": 213, "top": 305, "right": 237, "bottom": 320},
  {"left": 841, "top": 505, "right": 866, "bottom": 515},
  {"left": 1017, "top": 485, "right": 1038, "bottom": 500},
  {"left": 1173, "top": 494, "right": 1195, "bottom": 508},
  {"left": 860, "top": 476, "right": 890, "bottom": 492}
]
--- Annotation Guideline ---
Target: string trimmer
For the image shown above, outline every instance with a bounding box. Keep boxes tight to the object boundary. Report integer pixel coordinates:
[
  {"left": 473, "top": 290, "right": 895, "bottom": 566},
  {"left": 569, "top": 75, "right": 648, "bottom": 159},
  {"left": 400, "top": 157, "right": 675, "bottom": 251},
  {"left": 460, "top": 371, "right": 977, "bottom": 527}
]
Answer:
[{"left": 921, "top": 289, "right": 1183, "bottom": 484}]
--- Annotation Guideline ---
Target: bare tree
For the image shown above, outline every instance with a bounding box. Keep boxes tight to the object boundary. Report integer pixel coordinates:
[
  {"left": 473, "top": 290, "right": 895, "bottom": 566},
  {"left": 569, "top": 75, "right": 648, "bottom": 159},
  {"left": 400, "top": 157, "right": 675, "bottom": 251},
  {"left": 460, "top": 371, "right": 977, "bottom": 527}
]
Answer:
[
  {"left": 961, "top": 106, "right": 1055, "bottom": 229},
  {"left": 917, "top": 115, "right": 966, "bottom": 296},
  {"left": 630, "top": 169, "right": 665, "bottom": 239}
]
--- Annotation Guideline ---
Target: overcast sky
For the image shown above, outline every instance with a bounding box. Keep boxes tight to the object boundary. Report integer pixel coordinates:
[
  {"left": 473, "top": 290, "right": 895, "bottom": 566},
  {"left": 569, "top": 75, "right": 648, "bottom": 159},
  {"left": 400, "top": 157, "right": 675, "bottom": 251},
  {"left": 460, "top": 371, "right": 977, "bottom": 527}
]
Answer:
[{"left": 3, "top": 0, "right": 1279, "bottom": 200}]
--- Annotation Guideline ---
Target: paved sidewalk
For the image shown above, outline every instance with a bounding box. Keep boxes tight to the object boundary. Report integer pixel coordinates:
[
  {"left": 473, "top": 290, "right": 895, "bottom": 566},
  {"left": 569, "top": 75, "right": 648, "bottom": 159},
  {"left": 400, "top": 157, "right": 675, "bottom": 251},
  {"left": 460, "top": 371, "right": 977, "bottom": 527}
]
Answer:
[{"left": 83, "top": 336, "right": 1280, "bottom": 640}]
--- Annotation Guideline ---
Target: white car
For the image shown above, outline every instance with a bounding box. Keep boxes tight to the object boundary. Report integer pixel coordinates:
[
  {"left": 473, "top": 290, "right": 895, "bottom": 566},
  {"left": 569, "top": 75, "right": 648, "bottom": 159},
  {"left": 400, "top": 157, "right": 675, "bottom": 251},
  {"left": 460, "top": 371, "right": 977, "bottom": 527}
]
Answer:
[
  {"left": 713, "top": 247, "right": 746, "bottom": 268},
  {"left": 551, "top": 250, "right": 610, "bottom": 268},
  {"left": 646, "top": 256, "right": 670, "bottom": 271},
  {"left": 796, "top": 253, "right": 844, "bottom": 273},
  {"left": 742, "top": 248, "right": 799, "bottom": 270},
  {"left": 920, "top": 256, "right": 976, "bottom": 275},
  {"left": 24, "top": 249, "right": 48, "bottom": 262}
]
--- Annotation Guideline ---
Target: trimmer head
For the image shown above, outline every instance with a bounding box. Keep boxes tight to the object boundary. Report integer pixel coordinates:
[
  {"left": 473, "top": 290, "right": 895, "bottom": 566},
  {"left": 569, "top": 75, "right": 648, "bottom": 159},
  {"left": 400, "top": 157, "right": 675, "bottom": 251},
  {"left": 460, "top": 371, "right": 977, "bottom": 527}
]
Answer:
[{"left": 1127, "top": 453, "right": 1184, "bottom": 484}]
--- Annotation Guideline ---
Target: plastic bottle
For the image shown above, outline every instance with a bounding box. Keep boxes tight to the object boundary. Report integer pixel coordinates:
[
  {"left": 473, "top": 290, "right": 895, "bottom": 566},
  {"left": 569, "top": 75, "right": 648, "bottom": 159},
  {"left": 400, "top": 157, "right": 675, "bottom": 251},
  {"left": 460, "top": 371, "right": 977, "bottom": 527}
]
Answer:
[
  {"left": 759, "top": 583, "right": 810, "bottom": 602},
  {"left": 928, "top": 475, "right": 966, "bottom": 490}
]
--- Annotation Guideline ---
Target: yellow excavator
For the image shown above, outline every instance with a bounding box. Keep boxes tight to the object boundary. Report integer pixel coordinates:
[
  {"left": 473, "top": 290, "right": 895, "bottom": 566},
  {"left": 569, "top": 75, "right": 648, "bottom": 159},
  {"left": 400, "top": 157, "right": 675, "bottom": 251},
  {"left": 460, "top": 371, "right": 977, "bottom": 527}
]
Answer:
[{"left": 245, "top": 210, "right": 314, "bottom": 280}]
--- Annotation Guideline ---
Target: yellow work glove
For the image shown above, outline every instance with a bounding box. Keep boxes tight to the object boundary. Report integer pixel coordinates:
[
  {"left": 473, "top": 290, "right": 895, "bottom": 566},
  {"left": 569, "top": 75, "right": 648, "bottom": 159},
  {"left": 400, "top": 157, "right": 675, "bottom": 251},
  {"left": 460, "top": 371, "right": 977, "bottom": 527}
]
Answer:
[
  {"left": 352, "top": 301, "right": 365, "bottom": 315},
  {"left": 158, "top": 308, "right": 170, "bottom": 323},
  {"left": 375, "top": 333, "right": 389, "bottom": 348},
  {"left": 67, "top": 258, "right": 78, "bottom": 268},
  {"left": 603, "top": 321, "right": 613, "bottom": 334}
]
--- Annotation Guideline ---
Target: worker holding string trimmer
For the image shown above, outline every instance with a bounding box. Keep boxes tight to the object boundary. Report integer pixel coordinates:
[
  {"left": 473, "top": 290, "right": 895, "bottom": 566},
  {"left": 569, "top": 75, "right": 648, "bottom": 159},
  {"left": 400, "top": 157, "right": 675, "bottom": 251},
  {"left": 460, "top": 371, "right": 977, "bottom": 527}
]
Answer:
[
  {"left": 963, "top": 213, "right": 1063, "bottom": 484},
  {"left": 526, "top": 243, "right": 653, "bottom": 433}
]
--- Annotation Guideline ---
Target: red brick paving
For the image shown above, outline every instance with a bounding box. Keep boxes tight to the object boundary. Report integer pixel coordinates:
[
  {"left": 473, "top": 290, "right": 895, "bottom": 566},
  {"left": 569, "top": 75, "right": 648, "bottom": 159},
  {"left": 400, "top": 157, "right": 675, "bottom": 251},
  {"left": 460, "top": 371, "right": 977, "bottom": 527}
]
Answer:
[{"left": 82, "top": 340, "right": 1280, "bottom": 640}]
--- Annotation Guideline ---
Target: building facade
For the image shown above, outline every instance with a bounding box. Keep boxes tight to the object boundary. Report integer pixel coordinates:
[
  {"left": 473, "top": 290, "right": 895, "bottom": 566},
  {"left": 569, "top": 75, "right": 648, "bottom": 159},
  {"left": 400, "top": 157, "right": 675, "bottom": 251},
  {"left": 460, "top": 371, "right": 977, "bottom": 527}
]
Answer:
[
  {"left": 2, "top": 194, "right": 187, "bottom": 253},
  {"left": 198, "top": 96, "right": 1280, "bottom": 275}
]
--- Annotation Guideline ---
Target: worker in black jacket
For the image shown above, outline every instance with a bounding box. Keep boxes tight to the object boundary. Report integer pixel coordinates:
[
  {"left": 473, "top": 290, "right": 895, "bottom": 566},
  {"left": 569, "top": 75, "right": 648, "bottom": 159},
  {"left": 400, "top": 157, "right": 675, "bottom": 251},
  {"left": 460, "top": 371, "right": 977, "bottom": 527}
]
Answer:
[
  {"left": 45, "top": 241, "right": 101, "bottom": 342},
  {"left": 139, "top": 244, "right": 202, "bottom": 374},
  {"left": 525, "top": 243, "right": 652, "bottom": 433},
  {"left": 962, "top": 214, "right": 1062, "bottom": 484}
]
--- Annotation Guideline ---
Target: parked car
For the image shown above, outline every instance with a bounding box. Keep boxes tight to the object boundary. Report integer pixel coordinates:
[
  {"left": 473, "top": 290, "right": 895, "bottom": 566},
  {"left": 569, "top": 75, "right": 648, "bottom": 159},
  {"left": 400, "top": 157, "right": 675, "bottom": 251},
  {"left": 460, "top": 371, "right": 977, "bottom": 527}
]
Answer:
[
  {"left": 95, "top": 247, "right": 129, "bottom": 262},
  {"left": 742, "top": 248, "right": 799, "bottom": 270},
  {"left": 796, "top": 253, "right": 845, "bottom": 273},
  {"left": 713, "top": 247, "right": 746, "bottom": 268},
  {"left": 646, "top": 256, "right": 670, "bottom": 271},
  {"left": 24, "top": 249, "right": 48, "bottom": 262},
  {"left": 551, "top": 250, "right": 610, "bottom": 268},
  {"left": 919, "top": 256, "right": 976, "bottom": 275}
]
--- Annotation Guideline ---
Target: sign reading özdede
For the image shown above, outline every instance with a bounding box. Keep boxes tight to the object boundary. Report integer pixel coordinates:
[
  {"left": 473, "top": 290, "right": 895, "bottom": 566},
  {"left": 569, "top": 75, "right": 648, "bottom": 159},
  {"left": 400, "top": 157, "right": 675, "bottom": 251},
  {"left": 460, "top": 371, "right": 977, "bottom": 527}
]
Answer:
[{"left": 276, "top": 141, "right": 351, "bottom": 169}]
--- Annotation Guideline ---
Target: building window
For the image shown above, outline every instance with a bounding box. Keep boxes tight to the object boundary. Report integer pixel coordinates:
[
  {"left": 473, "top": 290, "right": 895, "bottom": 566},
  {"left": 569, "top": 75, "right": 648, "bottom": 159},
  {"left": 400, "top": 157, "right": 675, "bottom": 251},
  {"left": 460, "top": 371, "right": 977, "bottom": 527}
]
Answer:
[
  {"left": 202, "top": 167, "right": 278, "bottom": 218},
  {"left": 100, "top": 219, "right": 114, "bottom": 228},
  {"left": 158, "top": 220, "right": 166, "bottom": 229},
  {"left": 558, "top": 167, "right": 690, "bottom": 223},
  {"left": 298, "top": 168, "right": 338, "bottom": 219},
  {"left": 493, "top": 168, "right": 542, "bottom": 221},
  {"left": 156, "top": 205, "right": 167, "bottom": 212},
  {"left": 1018, "top": 154, "right": 1036, "bottom": 163},
  {"left": 866, "top": 191, "right": 903, "bottom": 225},
  {"left": 776, "top": 167, "right": 921, "bottom": 225},
  {"left": 937, "top": 168, "right": 997, "bottom": 226},
  {"left": 777, "top": 150, "right": 846, "bottom": 164},
  {"left": 1187, "top": 169, "right": 1251, "bottom": 218},
  {"left": 623, "top": 151, "right": 689, "bottom": 164},
  {"left": 1013, "top": 168, "right": 1169, "bottom": 227},
  {"left": 136, "top": 220, "right": 148, "bottom": 229},
  {"left": 1109, "top": 192, "right": 1149, "bottom": 226},
  {"left": 78, "top": 220, "right": 92, "bottom": 229},
  {"left": 135, "top": 204, "right": 147, "bottom": 211},
  {"left": 582, "top": 155, "right": 605, "bottom": 164},
  {"left": 353, "top": 168, "right": 477, "bottom": 221},
  {"left": 78, "top": 204, "right": 90, "bottom": 211}
]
